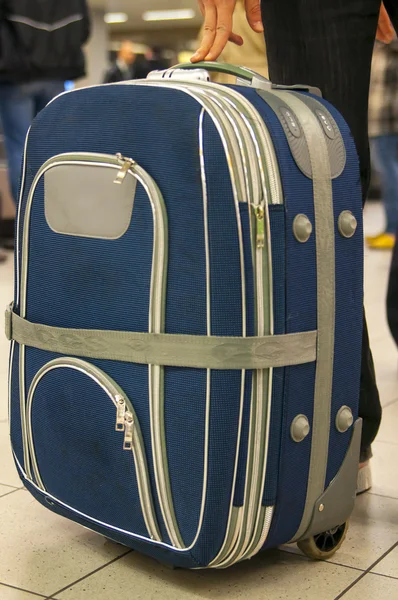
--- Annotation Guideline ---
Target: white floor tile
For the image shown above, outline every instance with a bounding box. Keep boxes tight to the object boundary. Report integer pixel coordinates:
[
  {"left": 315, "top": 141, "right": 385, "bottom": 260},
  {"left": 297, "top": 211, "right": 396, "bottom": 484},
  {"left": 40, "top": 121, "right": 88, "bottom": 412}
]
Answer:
[
  {"left": 0, "top": 489, "right": 128, "bottom": 597},
  {"left": 0, "top": 422, "right": 22, "bottom": 488},
  {"left": 0, "top": 584, "right": 46, "bottom": 599},
  {"left": 371, "top": 544, "right": 398, "bottom": 578},
  {"left": 53, "top": 550, "right": 359, "bottom": 600},
  {"left": 341, "top": 572, "right": 398, "bottom": 599}
]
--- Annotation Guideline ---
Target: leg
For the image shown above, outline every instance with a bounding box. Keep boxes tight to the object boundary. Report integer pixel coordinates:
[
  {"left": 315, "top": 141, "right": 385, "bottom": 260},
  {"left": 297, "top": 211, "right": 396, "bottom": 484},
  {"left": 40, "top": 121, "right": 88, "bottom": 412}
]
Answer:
[
  {"left": 0, "top": 83, "right": 35, "bottom": 202},
  {"left": 370, "top": 135, "right": 398, "bottom": 234},
  {"left": 260, "top": 0, "right": 383, "bottom": 455},
  {"left": 387, "top": 236, "right": 398, "bottom": 345}
]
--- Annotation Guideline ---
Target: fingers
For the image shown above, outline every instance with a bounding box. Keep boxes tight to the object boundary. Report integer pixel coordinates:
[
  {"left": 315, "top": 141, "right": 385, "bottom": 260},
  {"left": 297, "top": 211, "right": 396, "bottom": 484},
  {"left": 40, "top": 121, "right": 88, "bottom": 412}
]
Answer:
[
  {"left": 204, "top": 0, "right": 236, "bottom": 61},
  {"left": 244, "top": 0, "right": 264, "bottom": 33},
  {"left": 192, "top": 0, "right": 237, "bottom": 63},
  {"left": 192, "top": 0, "right": 218, "bottom": 62}
]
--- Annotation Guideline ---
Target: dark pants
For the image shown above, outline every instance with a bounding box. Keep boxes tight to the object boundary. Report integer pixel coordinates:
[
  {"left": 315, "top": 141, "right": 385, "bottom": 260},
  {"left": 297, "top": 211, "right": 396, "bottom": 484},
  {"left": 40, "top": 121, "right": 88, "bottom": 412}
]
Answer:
[
  {"left": 260, "top": 0, "right": 394, "bottom": 457},
  {"left": 0, "top": 80, "right": 65, "bottom": 202}
]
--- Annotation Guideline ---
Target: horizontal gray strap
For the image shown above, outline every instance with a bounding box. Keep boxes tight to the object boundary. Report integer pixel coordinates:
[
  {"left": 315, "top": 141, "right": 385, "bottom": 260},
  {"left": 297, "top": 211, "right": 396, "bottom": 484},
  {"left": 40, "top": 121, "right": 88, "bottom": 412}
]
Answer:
[{"left": 5, "top": 307, "right": 317, "bottom": 370}]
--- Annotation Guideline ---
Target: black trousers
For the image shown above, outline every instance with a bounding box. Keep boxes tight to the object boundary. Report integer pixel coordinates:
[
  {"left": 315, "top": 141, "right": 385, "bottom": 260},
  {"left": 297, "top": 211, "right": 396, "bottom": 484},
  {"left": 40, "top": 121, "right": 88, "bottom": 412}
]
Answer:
[{"left": 260, "top": 0, "right": 397, "bottom": 457}]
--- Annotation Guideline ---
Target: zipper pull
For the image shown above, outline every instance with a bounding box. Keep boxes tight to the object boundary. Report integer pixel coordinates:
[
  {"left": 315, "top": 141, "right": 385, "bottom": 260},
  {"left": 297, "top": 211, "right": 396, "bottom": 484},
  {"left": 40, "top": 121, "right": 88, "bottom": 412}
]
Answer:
[
  {"left": 254, "top": 204, "right": 265, "bottom": 249},
  {"left": 115, "top": 395, "right": 126, "bottom": 432},
  {"left": 114, "top": 153, "right": 135, "bottom": 185},
  {"left": 123, "top": 412, "right": 135, "bottom": 450}
]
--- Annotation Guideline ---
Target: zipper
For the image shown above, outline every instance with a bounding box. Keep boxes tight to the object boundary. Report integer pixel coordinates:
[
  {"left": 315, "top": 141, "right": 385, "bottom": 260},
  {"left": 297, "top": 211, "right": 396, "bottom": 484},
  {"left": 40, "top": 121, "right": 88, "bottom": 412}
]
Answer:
[
  {"left": 133, "top": 79, "right": 278, "bottom": 565},
  {"left": 25, "top": 357, "right": 161, "bottom": 542},
  {"left": 18, "top": 151, "right": 184, "bottom": 549}
]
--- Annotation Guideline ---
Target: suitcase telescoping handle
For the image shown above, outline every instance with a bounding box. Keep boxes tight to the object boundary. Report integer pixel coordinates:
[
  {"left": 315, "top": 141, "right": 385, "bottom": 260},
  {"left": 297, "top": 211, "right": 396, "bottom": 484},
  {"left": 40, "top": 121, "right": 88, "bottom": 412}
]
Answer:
[{"left": 148, "top": 61, "right": 322, "bottom": 97}]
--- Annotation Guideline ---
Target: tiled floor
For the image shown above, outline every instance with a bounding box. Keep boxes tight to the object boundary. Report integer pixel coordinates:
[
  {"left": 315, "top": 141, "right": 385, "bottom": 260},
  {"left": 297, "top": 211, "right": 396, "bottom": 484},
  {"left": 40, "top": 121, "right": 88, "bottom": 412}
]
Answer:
[{"left": 0, "top": 203, "right": 397, "bottom": 600}]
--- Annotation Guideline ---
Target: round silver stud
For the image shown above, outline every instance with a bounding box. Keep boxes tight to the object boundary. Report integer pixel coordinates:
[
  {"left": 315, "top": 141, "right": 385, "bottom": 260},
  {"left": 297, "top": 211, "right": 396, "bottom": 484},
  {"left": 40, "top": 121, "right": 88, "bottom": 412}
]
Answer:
[
  {"left": 293, "top": 214, "right": 313, "bottom": 243},
  {"left": 291, "top": 414, "right": 311, "bottom": 443},
  {"left": 338, "top": 211, "right": 357, "bottom": 238},
  {"left": 319, "top": 504, "right": 325, "bottom": 513},
  {"left": 336, "top": 406, "right": 354, "bottom": 433}
]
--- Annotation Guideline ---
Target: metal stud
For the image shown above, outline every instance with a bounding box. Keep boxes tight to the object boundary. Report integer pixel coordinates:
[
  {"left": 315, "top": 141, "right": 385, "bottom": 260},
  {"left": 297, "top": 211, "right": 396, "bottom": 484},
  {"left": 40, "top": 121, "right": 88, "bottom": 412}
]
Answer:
[
  {"left": 319, "top": 504, "right": 325, "bottom": 512},
  {"left": 293, "top": 214, "right": 313, "bottom": 243},
  {"left": 338, "top": 211, "right": 357, "bottom": 238},
  {"left": 291, "top": 414, "right": 311, "bottom": 443},
  {"left": 336, "top": 406, "right": 354, "bottom": 433}
]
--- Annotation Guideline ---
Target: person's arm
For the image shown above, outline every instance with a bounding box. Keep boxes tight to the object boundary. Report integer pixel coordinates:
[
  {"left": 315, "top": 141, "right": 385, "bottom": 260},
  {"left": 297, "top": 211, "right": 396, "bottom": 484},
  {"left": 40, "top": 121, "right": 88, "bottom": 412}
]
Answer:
[
  {"left": 80, "top": 0, "right": 91, "bottom": 45},
  {"left": 191, "top": 0, "right": 263, "bottom": 62}
]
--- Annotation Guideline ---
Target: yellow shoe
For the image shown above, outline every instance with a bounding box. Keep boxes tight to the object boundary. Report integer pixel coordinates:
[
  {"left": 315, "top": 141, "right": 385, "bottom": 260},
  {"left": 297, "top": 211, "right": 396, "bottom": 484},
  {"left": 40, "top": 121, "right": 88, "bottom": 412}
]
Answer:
[
  {"left": 367, "top": 233, "right": 396, "bottom": 249},
  {"left": 365, "top": 233, "right": 384, "bottom": 243}
]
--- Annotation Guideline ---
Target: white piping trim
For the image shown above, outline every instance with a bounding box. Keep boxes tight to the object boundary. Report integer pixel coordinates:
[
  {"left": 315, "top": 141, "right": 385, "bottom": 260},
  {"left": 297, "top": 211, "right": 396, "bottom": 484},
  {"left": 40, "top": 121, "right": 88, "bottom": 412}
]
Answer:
[{"left": 8, "top": 14, "right": 83, "bottom": 32}]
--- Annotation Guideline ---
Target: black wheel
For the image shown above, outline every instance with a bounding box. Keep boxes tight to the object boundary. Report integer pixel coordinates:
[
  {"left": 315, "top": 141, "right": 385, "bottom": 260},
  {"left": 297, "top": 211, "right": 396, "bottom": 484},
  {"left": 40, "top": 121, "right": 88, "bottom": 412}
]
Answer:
[{"left": 297, "top": 521, "right": 349, "bottom": 560}]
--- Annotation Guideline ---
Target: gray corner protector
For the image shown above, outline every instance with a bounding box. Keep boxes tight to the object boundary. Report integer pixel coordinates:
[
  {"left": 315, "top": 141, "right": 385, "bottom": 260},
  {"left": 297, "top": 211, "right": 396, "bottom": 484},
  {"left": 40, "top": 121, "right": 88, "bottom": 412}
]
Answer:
[
  {"left": 290, "top": 93, "right": 347, "bottom": 179},
  {"left": 256, "top": 89, "right": 346, "bottom": 180},
  {"left": 293, "top": 418, "right": 362, "bottom": 542}
]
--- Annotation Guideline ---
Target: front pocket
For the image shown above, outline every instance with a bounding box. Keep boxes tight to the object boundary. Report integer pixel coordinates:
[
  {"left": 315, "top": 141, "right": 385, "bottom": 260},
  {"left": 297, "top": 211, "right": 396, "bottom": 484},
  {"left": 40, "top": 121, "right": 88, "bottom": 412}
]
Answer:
[
  {"left": 18, "top": 151, "right": 185, "bottom": 548},
  {"left": 25, "top": 357, "right": 161, "bottom": 542}
]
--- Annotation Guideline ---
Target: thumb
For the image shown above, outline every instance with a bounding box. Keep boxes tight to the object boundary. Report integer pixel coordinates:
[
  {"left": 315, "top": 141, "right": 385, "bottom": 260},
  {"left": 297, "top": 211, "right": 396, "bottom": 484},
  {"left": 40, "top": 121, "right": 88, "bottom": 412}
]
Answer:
[{"left": 245, "top": 0, "right": 264, "bottom": 32}]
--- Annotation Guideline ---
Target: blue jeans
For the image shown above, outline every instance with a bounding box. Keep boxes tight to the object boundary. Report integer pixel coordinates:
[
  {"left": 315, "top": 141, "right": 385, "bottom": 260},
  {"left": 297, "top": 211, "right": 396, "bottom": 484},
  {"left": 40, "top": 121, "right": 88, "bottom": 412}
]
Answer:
[
  {"left": 370, "top": 134, "right": 398, "bottom": 234},
  {"left": 0, "top": 80, "right": 65, "bottom": 202}
]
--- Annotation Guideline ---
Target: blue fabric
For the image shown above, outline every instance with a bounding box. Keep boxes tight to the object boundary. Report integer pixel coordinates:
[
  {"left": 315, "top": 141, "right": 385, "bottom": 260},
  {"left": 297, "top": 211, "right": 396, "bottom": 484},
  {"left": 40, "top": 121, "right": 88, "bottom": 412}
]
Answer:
[
  {"left": 14, "top": 84, "right": 247, "bottom": 566},
  {"left": 318, "top": 98, "right": 363, "bottom": 487},
  {"left": 236, "top": 88, "right": 317, "bottom": 545},
  {"left": 9, "top": 344, "right": 24, "bottom": 473},
  {"left": 262, "top": 205, "right": 286, "bottom": 506}
]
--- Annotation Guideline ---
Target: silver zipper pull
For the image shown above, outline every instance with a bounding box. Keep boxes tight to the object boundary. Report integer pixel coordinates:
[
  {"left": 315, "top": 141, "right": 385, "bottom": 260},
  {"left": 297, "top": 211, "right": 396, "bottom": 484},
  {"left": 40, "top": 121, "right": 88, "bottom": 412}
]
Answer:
[
  {"left": 254, "top": 203, "right": 265, "bottom": 249},
  {"left": 123, "top": 412, "right": 135, "bottom": 450},
  {"left": 115, "top": 395, "right": 126, "bottom": 431},
  {"left": 114, "top": 153, "right": 135, "bottom": 185}
]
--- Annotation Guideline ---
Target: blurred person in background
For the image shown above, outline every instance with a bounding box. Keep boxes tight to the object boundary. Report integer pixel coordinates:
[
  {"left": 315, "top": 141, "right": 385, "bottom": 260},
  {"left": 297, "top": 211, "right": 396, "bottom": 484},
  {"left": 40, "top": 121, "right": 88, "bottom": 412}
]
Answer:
[
  {"left": 192, "top": 0, "right": 398, "bottom": 494},
  {"left": 0, "top": 0, "right": 90, "bottom": 251},
  {"left": 104, "top": 41, "right": 142, "bottom": 84},
  {"left": 368, "top": 38, "right": 398, "bottom": 250},
  {"left": 0, "top": 0, "right": 90, "bottom": 206}
]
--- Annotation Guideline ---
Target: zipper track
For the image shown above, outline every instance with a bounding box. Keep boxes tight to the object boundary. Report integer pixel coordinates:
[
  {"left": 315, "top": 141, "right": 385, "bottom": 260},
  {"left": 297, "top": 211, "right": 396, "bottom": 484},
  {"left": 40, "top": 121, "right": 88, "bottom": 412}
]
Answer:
[{"left": 25, "top": 357, "right": 161, "bottom": 542}]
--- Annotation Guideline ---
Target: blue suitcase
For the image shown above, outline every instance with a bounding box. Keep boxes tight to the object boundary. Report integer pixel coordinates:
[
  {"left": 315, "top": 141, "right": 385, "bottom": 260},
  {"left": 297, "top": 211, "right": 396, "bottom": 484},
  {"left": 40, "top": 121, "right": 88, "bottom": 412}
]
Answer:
[{"left": 6, "top": 62, "right": 364, "bottom": 569}]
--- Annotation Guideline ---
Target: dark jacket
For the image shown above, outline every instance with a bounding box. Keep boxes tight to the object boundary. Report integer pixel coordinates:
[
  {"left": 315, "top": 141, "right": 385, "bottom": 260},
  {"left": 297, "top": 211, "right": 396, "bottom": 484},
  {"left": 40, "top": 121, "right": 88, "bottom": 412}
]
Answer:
[{"left": 0, "top": 0, "right": 90, "bottom": 83}]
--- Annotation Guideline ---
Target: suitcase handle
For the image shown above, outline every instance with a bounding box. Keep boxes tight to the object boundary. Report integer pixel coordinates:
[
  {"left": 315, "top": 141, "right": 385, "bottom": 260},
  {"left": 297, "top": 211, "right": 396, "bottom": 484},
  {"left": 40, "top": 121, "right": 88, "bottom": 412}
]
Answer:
[
  {"left": 171, "top": 62, "right": 322, "bottom": 96},
  {"left": 174, "top": 61, "right": 266, "bottom": 83}
]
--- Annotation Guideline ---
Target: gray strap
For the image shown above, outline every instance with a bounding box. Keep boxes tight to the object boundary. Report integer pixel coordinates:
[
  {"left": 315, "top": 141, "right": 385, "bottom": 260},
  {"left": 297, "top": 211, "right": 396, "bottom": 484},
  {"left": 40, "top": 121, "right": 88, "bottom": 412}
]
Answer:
[
  {"left": 5, "top": 306, "right": 317, "bottom": 371},
  {"left": 264, "top": 91, "right": 335, "bottom": 542}
]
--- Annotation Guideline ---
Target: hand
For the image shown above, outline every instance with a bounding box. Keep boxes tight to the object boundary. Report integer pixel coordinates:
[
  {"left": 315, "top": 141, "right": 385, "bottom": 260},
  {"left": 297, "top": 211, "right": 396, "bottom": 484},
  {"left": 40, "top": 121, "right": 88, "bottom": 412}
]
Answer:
[
  {"left": 191, "top": 0, "right": 263, "bottom": 63},
  {"left": 376, "top": 3, "right": 395, "bottom": 44}
]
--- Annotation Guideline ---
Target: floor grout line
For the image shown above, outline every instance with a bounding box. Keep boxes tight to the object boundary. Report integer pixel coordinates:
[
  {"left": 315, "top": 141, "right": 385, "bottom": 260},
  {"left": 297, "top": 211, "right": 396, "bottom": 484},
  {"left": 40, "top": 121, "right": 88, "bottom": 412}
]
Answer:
[
  {"left": 334, "top": 541, "right": 398, "bottom": 599},
  {"left": 0, "top": 487, "right": 23, "bottom": 500},
  {"left": 46, "top": 549, "right": 132, "bottom": 598},
  {"left": 0, "top": 483, "right": 20, "bottom": 489},
  {"left": 0, "top": 581, "right": 48, "bottom": 598},
  {"left": 278, "top": 548, "right": 365, "bottom": 574},
  {"left": 368, "top": 570, "right": 398, "bottom": 582},
  {"left": 368, "top": 491, "right": 398, "bottom": 501}
]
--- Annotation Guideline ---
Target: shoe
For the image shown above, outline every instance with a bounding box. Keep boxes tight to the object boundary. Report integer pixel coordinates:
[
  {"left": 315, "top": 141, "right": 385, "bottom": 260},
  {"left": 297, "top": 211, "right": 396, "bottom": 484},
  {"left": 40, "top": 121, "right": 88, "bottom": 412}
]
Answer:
[
  {"left": 357, "top": 460, "right": 372, "bottom": 495},
  {"left": 365, "top": 233, "right": 383, "bottom": 243},
  {"left": 367, "top": 233, "right": 395, "bottom": 250},
  {"left": 0, "top": 249, "right": 7, "bottom": 263}
]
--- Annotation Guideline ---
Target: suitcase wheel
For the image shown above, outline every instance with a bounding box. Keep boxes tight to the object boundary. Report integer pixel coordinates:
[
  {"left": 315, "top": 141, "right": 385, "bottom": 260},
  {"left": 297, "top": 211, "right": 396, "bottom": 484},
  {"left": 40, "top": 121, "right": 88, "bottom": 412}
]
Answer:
[{"left": 297, "top": 521, "right": 349, "bottom": 560}]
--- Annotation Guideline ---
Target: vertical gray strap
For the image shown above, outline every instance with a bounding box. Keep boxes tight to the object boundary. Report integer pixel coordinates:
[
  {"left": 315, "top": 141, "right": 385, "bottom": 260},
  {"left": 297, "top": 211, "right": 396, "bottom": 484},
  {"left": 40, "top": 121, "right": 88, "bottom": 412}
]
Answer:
[{"left": 265, "top": 90, "right": 335, "bottom": 542}]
